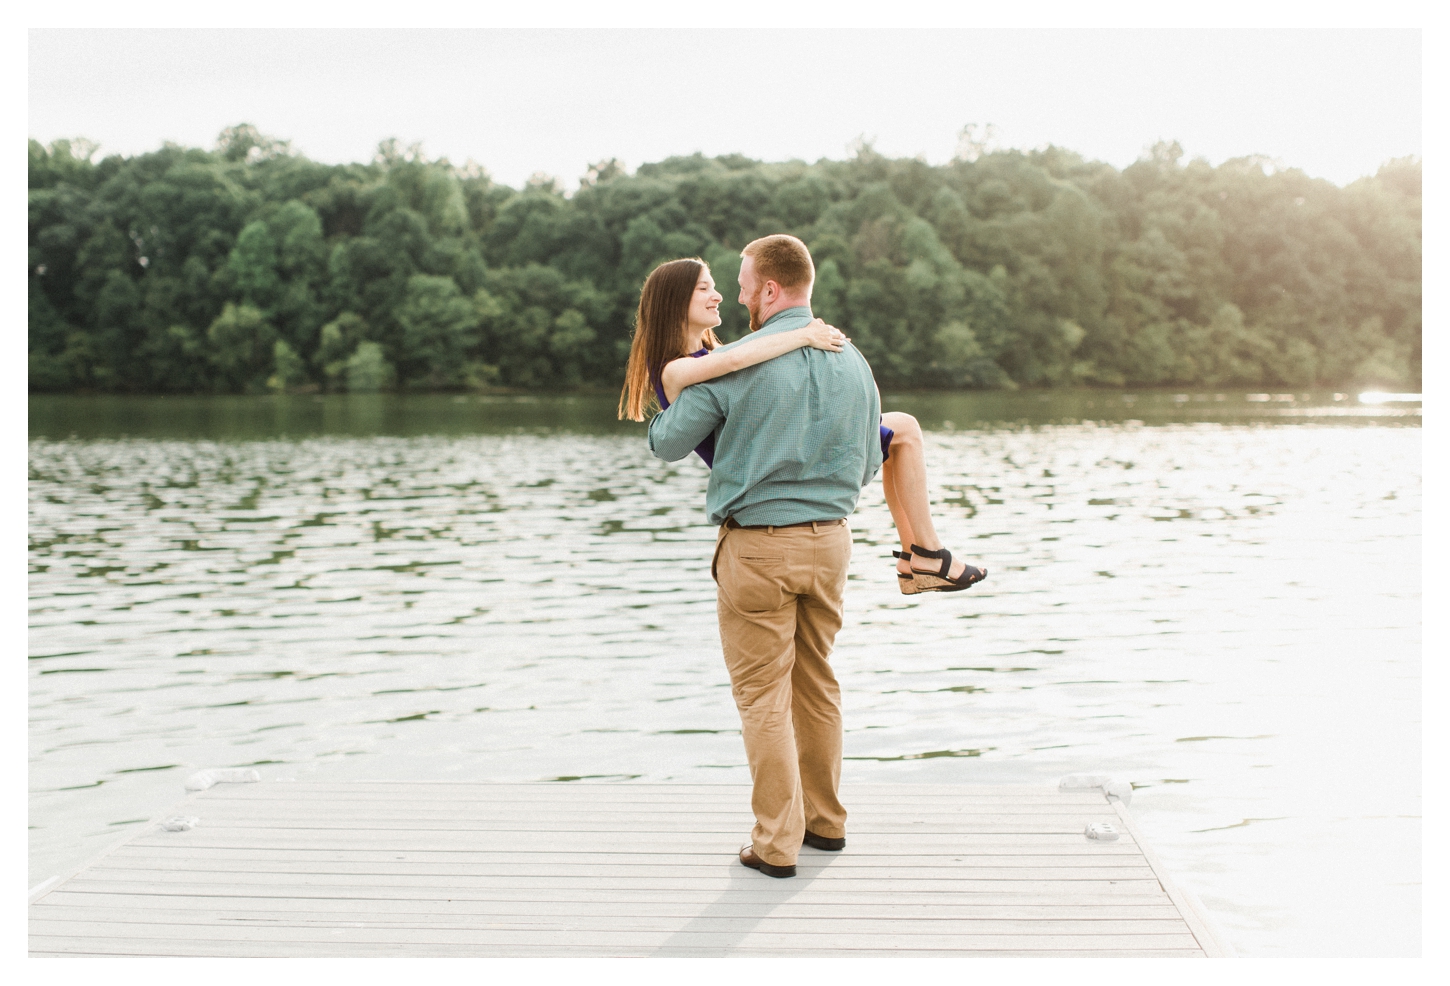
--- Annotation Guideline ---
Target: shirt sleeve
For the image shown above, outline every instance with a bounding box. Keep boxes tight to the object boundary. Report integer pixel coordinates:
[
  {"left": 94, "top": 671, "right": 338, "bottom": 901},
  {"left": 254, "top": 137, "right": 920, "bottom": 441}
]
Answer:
[{"left": 648, "top": 383, "right": 726, "bottom": 462}]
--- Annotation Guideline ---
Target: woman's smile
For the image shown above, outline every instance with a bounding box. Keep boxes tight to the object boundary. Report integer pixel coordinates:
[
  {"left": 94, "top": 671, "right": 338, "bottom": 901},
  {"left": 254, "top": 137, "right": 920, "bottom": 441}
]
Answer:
[{"left": 688, "top": 271, "right": 724, "bottom": 331}]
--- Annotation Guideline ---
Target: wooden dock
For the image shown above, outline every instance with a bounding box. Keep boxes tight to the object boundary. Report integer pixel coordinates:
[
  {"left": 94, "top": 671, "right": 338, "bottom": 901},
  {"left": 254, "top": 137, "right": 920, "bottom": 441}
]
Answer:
[{"left": 29, "top": 781, "right": 1231, "bottom": 957}]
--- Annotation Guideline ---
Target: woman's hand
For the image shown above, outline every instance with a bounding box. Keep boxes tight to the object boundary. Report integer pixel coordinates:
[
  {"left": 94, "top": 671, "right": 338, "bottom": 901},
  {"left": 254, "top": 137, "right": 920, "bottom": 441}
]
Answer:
[{"left": 800, "top": 318, "right": 848, "bottom": 352}]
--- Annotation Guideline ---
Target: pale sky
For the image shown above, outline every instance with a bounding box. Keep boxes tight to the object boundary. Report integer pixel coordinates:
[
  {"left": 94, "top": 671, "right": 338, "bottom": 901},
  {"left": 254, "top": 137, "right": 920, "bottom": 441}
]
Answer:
[{"left": 28, "top": 28, "right": 1421, "bottom": 190}]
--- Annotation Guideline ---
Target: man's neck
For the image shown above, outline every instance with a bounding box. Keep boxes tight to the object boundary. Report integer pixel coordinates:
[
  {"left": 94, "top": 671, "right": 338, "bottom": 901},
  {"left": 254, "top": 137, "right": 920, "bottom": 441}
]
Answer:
[{"left": 754, "top": 294, "right": 812, "bottom": 328}]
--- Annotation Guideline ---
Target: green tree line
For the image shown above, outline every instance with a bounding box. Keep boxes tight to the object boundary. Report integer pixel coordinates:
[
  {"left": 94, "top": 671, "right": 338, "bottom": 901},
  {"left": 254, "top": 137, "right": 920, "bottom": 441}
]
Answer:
[{"left": 29, "top": 124, "right": 1420, "bottom": 395}]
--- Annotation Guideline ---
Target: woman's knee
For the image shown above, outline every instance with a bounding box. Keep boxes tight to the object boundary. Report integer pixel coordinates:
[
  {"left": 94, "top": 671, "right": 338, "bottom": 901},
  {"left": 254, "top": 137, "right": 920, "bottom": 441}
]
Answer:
[{"left": 882, "top": 411, "right": 922, "bottom": 449}]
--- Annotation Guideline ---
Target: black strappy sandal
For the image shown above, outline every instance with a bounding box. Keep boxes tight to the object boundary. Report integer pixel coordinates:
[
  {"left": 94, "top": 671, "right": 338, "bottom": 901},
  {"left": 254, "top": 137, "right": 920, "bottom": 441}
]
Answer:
[
  {"left": 892, "top": 550, "right": 919, "bottom": 595},
  {"left": 909, "top": 545, "right": 987, "bottom": 593}
]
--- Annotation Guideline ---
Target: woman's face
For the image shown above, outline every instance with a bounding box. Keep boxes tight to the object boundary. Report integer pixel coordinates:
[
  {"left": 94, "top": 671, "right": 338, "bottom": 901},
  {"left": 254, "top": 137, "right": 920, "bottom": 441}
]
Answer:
[{"left": 685, "top": 268, "right": 723, "bottom": 335}]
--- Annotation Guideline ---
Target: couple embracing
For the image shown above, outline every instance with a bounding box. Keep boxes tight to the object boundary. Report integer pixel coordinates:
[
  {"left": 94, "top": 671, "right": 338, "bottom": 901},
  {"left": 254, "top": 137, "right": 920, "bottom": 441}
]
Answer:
[{"left": 618, "top": 234, "right": 986, "bottom": 878}]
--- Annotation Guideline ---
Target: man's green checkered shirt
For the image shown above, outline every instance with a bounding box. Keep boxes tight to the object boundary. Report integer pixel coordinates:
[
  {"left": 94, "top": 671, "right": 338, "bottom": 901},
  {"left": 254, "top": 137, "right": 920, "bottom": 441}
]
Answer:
[{"left": 647, "top": 306, "right": 883, "bottom": 526}]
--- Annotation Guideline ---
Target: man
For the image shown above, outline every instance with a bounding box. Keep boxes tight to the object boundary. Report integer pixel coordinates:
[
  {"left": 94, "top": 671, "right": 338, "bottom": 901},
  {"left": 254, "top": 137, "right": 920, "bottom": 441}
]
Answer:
[{"left": 648, "top": 234, "right": 883, "bottom": 878}]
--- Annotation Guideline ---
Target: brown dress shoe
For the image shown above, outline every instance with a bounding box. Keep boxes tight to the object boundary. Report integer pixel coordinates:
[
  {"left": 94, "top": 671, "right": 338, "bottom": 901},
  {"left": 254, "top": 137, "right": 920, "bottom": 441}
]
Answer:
[
  {"left": 739, "top": 845, "right": 796, "bottom": 878},
  {"left": 803, "top": 829, "right": 845, "bottom": 851}
]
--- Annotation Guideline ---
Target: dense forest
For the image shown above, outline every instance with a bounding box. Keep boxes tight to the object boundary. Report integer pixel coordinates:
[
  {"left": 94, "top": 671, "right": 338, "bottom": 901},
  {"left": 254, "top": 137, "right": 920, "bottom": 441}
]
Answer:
[{"left": 28, "top": 125, "right": 1421, "bottom": 395}]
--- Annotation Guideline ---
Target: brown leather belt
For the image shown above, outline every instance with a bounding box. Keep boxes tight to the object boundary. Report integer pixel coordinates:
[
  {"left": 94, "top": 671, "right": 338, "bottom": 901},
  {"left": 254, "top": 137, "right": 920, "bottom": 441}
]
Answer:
[{"left": 725, "top": 517, "right": 845, "bottom": 531}]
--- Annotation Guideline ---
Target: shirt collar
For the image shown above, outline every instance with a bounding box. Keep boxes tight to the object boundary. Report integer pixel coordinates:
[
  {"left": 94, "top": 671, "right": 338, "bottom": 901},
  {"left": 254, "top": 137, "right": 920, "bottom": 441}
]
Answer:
[{"left": 756, "top": 306, "right": 813, "bottom": 334}]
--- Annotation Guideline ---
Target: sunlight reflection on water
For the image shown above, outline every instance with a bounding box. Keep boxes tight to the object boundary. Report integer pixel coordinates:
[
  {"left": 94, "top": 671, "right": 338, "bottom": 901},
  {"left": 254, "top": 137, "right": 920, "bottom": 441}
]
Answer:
[{"left": 29, "top": 414, "right": 1419, "bottom": 956}]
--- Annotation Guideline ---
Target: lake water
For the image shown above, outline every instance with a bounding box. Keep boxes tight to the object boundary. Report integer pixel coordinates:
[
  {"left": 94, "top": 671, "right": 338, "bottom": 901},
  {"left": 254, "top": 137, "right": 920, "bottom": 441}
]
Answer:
[{"left": 28, "top": 390, "right": 1421, "bottom": 956}]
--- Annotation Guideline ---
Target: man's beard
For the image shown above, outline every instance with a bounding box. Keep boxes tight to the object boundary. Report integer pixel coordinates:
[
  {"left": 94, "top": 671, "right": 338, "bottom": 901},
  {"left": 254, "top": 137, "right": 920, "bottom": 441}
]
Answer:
[{"left": 745, "top": 287, "right": 764, "bottom": 331}]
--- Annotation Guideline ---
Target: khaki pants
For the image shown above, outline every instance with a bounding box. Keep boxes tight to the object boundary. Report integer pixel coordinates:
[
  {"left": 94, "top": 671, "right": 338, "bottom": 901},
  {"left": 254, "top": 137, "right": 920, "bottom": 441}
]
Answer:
[{"left": 712, "top": 519, "right": 852, "bottom": 867}]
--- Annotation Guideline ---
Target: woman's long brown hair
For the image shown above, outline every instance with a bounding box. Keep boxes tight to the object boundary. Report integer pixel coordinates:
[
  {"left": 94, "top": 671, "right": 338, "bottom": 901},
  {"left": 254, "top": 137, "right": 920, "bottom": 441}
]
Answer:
[{"left": 617, "top": 258, "right": 722, "bottom": 421}]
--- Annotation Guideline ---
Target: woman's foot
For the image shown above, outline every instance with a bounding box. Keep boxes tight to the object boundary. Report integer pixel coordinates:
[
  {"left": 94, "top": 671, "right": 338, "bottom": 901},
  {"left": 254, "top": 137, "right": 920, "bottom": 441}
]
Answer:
[
  {"left": 893, "top": 550, "right": 914, "bottom": 578},
  {"left": 909, "top": 544, "right": 987, "bottom": 592},
  {"left": 893, "top": 550, "right": 919, "bottom": 594}
]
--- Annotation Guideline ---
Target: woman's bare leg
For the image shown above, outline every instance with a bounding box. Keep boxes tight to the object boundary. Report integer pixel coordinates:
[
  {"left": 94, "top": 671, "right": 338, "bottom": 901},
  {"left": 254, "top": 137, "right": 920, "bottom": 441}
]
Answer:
[
  {"left": 879, "top": 411, "right": 976, "bottom": 581},
  {"left": 880, "top": 444, "right": 915, "bottom": 578}
]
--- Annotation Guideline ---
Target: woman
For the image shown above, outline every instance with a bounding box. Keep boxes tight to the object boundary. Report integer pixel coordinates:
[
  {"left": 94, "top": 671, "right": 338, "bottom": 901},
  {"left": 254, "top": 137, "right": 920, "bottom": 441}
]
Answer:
[{"left": 618, "top": 257, "right": 986, "bottom": 594}]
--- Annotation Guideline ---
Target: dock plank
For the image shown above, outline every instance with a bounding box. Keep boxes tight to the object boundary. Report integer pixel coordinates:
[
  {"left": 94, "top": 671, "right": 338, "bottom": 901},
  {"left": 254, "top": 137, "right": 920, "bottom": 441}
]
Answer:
[
  {"left": 95, "top": 843, "right": 1150, "bottom": 866},
  {"left": 106, "top": 841, "right": 1148, "bottom": 860},
  {"left": 31, "top": 910, "right": 1198, "bottom": 937},
  {"left": 29, "top": 921, "right": 1204, "bottom": 950},
  {"left": 30, "top": 781, "right": 1227, "bottom": 957},
  {"left": 35, "top": 892, "right": 1186, "bottom": 920},
  {"left": 121, "top": 831, "right": 1133, "bottom": 851},
  {"left": 39, "top": 887, "right": 1177, "bottom": 907},
  {"left": 29, "top": 940, "right": 1209, "bottom": 958}
]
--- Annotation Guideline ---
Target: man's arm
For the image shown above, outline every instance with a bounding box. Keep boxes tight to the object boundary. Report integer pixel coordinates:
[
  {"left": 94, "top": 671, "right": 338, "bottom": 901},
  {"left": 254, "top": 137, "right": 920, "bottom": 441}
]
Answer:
[{"left": 648, "top": 383, "right": 726, "bottom": 462}]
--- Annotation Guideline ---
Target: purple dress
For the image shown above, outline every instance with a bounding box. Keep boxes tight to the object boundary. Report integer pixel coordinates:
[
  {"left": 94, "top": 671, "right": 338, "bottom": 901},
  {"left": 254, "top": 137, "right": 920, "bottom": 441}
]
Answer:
[
  {"left": 653, "top": 348, "right": 894, "bottom": 468},
  {"left": 652, "top": 349, "right": 717, "bottom": 467}
]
